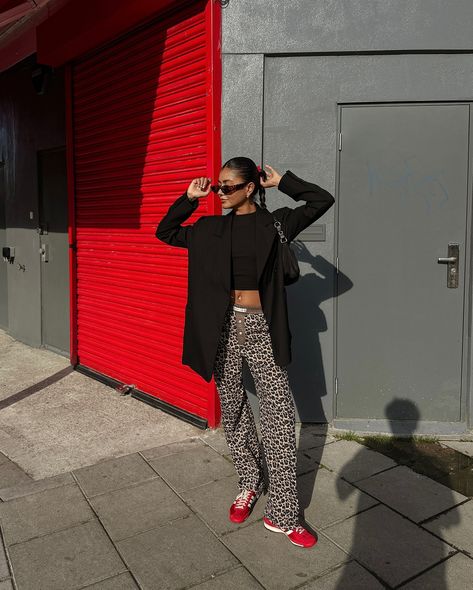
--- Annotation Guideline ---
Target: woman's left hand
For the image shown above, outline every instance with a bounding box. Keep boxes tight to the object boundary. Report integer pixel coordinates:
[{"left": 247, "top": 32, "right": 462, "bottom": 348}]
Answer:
[{"left": 260, "top": 164, "right": 282, "bottom": 189}]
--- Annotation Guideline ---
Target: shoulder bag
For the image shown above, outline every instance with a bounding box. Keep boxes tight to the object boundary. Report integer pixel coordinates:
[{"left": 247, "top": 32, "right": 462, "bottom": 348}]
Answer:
[{"left": 272, "top": 215, "right": 300, "bottom": 285}]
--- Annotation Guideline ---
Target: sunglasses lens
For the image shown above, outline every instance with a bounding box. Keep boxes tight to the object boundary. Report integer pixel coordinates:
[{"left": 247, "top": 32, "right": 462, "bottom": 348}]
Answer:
[{"left": 211, "top": 185, "right": 231, "bottom": 195}]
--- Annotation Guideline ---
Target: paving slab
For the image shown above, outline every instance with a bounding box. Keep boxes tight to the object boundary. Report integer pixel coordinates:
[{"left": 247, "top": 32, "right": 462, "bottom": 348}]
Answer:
[
  {"left": 188, "top": 566, "right": 264, "bottom": 589},
  {"left": 0, "top": 454, "right": 9, "bottom": 467},
  {"left": 355, "top": 465, "right": 467, "bottom": 522},
  {"left": 198, "top": 429, "right": 231, "bottom": 456},
  {"left": 440, "top": 440, "right": 473, "bottom": 458},
  {"left": 201, "top": 430, "right": 337, "bottom": 455},
  {"left": 297, "top": 467, "right": 378, "bottom": 529},
  {"left": 198, "top": 426, "right": 336, "bottom": 458},
  {"left": 398, "top": 551, "right": 473, "bottom": 589},
  {"left": 0, "top": 483, "right": 95, "bottom": 545},
  {"left": 0, "top": 460, "right": 32, "bottom": 489},
  {"left": 303, "top": 440, "right": 397, "bottom": 482},
  {"left": 79, "top": 572, "right": 139, "bottom": 589},
  {"left": 297, "top": 429, "right": 336, "bottom": 451},
  {"left": 117, "top": 513, "right": 238, "bottom": 590},
  {"left": 147, "top": 444, "right": 236, "bottom": 492},
  {"left": 140, "top": 437, "right": 206, "bottom": 460},
  {"left": 73, "top": 453, "right": 158, "bottom": 497},
  {"left": 89, "top": 477, "right": 191, "bottom": 541},
  {"left": 224, "top": 518, "right": 348, "bottom": 590},
  {"left": 295, "top": 424, "right": 333, "bottom": 437},
  {"left": 322, "top": 504, "right": 455, "bottom": 587},
  {"left": 296, "top": 448, "right": 327, "bottom": 475},
  {"left": 422, "top": 498, "right": 473, "bottom": 555},
  {"left": 0, "top": 472, "right": 74, "bottom": 501},
  {"left": 0, "top": 580, "right": 13, "bottom": 590},
  {"left": 299, "top": 560, "right": 385, "bottom": 589},
  {"left": 8, "top": 520, "right": 125, "bottom": 590},
  {"left": 181, "top": 474, "right": 265, "bottom": 535},
  {"left": 0, "top": 331, "right": 71, "bottom": 398}
]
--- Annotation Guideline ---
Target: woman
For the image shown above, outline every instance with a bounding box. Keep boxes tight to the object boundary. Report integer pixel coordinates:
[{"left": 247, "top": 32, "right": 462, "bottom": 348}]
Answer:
[{"left": 156, "top": 157, "right": 334, "bottom": 548}]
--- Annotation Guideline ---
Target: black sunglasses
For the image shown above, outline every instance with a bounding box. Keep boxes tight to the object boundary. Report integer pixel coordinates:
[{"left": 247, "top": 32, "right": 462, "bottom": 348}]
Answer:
[{"left": 210, "top": 182, "right": 249, "bottom": 195}]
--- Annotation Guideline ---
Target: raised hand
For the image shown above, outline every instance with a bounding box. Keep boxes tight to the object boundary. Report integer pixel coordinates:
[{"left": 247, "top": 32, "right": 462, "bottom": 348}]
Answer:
[
  {"left": 187, "top": 177, "right": 212, "bottom": 200},
  {"left": 260, "top": 164, "right": 282, "bottom": 189}
]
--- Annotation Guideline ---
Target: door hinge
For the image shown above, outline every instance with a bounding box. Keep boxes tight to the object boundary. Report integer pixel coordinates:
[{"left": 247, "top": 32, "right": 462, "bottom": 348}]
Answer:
[
  {"left": 335, "top": 377, "right": 338, "bottom": 395},
  {"left": 338, "top": 133, "right": 342, "bottom": 151},
  {"left": 336, "top": 256, "right": 339, "bottom": 273}
]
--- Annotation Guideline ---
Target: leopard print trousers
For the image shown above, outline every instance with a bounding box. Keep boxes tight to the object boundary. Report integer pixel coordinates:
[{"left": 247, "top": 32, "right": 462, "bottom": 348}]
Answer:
[{"left": 213, "top": 303, "right": 300, "bottom": 529}]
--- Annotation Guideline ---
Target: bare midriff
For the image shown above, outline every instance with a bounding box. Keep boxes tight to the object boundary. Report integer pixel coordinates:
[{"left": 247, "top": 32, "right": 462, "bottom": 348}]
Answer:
[{"left": 230, "top": 289, "right": 262, "bottom": 308}]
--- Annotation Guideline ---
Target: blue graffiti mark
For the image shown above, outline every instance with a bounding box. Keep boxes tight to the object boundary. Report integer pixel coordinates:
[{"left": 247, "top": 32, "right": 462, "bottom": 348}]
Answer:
[{"left": 366, "top": 156, "right": 449, "bottom": 214}]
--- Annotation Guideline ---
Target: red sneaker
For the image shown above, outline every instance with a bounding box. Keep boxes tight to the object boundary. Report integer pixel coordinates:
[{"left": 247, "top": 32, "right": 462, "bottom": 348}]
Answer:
[
  {"left": 229, "top": 489, "right": 258, "bottom": 523},
  {"left": 263, "top": 516, "right": 317, "bottom": 548}
]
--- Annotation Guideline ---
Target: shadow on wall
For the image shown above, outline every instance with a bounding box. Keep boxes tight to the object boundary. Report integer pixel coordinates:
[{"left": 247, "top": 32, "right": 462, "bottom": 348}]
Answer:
[{"left": 287, "top": 246, "right": 353, "bottom": 421}]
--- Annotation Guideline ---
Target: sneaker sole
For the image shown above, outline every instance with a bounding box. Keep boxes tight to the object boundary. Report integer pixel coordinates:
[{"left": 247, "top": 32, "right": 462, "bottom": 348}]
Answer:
[{"left": 263, "top": 519, "right": 316, "bottom": 548}]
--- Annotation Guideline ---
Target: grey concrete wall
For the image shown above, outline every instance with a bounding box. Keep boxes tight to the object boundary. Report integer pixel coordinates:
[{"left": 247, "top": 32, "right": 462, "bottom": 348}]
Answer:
[
  {"left": 221, "top": 0, "right": 473, "bottom": 429},
  {"left": 0, "top": 54, "right": 65, "bottom": 345},
  {"left": 223, "top": 0, "right": 473, "bottom": 54}
]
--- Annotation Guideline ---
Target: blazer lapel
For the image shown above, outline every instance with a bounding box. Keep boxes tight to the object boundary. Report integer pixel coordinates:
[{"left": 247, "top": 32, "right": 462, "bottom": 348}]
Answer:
[{"left": 213, "top": 203, "right": 277, "bottom": 291}]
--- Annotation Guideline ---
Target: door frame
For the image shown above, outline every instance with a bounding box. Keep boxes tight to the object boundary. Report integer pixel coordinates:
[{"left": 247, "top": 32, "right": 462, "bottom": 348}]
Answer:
[
  {"left": 333, "top": 100, "right": 473, "bottom": 434},
  {"left": 37, "top": 145, "right": 69, "bottom": 356}
]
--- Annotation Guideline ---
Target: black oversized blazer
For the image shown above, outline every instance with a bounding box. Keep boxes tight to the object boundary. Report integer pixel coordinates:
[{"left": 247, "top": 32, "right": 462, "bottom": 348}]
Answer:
[{"left": 155, "top": 170, "right": 335, "bottom": 382}]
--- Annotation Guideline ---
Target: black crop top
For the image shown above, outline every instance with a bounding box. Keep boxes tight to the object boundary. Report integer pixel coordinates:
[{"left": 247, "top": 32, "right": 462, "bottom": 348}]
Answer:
[{"left": 230, "top": 211, "right": 258, "bottom": 290}]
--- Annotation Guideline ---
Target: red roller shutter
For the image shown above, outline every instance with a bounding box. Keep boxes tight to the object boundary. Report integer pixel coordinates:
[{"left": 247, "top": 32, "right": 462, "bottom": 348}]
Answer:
[{"left": 70, "top": 0, "right": 221, "bottom": 427}]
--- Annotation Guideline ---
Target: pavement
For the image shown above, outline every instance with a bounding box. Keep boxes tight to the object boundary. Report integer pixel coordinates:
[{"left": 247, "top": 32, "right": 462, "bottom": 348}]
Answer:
[{"left": 1, "top": 329, "right": 473, "bottom": 590}]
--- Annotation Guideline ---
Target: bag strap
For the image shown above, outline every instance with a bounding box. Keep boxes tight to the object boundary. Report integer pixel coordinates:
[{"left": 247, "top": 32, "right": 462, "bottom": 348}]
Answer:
[{"left": 272, "top": 215, "right": 288, "bottom": 244}]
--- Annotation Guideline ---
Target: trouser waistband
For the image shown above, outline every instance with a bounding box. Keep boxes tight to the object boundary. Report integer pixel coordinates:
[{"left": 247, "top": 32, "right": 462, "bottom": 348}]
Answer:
[{"left": 230, "top": 303, "right": 264, "bottom": 314}]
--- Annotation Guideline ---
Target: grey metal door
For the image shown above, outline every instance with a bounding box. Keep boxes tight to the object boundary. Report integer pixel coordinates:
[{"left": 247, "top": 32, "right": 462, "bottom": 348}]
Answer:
[
  {"left": 0, "top": 164, "right": 7, "bottom": 328},
  {"left": 38, "top": 147, "right": 69, "bottom": 355},
  {"left": 336, "top": 104, "right": 470, "bottom": 422}
]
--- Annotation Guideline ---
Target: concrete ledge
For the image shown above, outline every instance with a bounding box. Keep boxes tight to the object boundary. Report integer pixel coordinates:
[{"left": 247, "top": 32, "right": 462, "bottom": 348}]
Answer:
[{"left": 332, "top": 419, "right": 471, "bottom": 437}]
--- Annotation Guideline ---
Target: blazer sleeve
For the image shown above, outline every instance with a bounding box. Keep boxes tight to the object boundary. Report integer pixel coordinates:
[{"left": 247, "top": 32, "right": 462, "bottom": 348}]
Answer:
[
  {"left": 155, "top": 191, "right": 200, "bottom": 249},
  {"left": 273, "top": 170, "right": 335, "bottom": 242}
]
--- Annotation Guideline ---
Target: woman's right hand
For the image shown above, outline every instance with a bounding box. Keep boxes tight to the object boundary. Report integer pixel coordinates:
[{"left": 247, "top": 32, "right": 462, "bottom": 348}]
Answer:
[{"left": 187, "top": 177, "right": 212, "bottom": 200}]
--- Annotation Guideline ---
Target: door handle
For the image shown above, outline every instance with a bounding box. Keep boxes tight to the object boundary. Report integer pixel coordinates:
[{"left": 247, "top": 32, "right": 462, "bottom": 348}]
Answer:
[
  {"left": 437, "top": 243, "right": 459, "bottom": 288},
  {"left": 39, "top": 243, "right": 49, "bottom": 263},
  {"left": 437, "top": 257, "right": 457, "bottom": 263}
]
